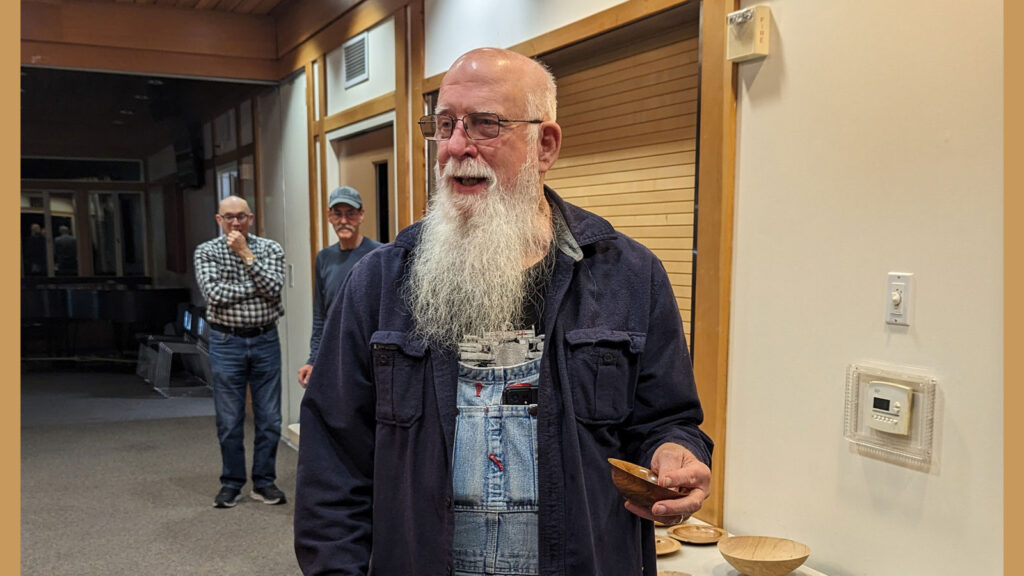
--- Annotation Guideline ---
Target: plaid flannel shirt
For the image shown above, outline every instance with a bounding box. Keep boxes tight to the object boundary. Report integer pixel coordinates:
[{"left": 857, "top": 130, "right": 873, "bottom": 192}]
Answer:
[{"left": 194, "top": 233, "right": 286, "bottom": 328}]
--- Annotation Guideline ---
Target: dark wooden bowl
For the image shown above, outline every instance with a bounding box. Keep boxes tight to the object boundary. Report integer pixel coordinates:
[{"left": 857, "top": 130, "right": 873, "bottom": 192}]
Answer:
[{"left": 607, "top": 457, "right": 687, "bottom": 509}]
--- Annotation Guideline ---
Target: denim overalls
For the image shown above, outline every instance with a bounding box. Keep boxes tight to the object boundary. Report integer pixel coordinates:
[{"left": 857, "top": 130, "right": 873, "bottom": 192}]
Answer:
[{"left": 452, "top": 331, "right": 543, "bottom": 576}]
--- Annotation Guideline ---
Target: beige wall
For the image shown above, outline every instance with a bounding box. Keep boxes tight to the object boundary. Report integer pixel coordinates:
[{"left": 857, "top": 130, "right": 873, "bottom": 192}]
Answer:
[{"left": 725, "top": 1, "right": 1003, "bottom": 575}]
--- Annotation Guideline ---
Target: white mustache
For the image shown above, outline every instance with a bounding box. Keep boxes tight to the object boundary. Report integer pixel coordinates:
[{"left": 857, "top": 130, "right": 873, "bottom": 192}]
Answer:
[
  {"left": 442, "top": 157, "right": 496, "bottom": 181},
  {"left": 335, "top": 224, "right": 356, "bottom": 232}
]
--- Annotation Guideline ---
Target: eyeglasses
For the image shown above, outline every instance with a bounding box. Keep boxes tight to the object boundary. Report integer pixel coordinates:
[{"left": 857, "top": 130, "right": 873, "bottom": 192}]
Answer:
[
  {"left": 329, "top": 208, "right": 362, "bottom": 220},
  {"left": 418, "top": 112, "right": 542, "bottom": 141},
  {"left": 217, "top": 212, "right": 252, "bottom": 222}
]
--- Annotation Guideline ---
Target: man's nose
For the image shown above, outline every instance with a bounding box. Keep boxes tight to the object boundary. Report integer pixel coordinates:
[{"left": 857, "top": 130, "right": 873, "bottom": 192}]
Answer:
[{"left": 444, "top": 120, "right": 477, "bottom": 159}]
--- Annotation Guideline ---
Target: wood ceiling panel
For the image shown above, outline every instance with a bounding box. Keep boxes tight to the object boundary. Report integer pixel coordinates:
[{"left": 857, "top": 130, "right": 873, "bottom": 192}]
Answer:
[{"left": 89, "top": 0, "right": 285, "bottom": 15}]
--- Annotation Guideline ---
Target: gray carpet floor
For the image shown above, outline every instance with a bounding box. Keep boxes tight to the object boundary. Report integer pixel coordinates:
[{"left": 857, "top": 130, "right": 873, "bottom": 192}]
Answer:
[{"left": 21, "top": 368, "right": 301, "bottom": 576}]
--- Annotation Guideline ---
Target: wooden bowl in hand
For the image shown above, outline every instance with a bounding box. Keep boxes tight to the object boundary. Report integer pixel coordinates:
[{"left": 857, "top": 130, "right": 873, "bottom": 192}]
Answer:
[{"left": 607, "top": 458, "right": 687, "bottom": 510}]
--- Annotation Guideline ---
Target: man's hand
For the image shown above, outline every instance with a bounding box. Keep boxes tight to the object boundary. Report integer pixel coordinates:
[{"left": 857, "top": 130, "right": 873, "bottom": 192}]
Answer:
[
  {"left": 623, "top": 442, "right": 710, "bottom": 525},
  {"left": 226, "top": 231, "right": 254, "bottom": 260},
  {"left": 298, "top": 364, "right": 313, "bottom": 388}
]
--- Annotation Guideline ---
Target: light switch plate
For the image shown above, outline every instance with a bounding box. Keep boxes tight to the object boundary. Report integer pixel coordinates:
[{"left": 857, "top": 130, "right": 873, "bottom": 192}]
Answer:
[{"left": 886, "top": 272, "right": 913, "bottom": 326}]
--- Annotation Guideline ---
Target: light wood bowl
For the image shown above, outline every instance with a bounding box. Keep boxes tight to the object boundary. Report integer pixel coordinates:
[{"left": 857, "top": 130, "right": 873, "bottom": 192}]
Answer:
[
  {"left": 667, "top": 523, "right": 727, "bottom": 545},
  {"left": 717, "top": 536, "right": 811, "bottom": 576},
  {"left": 607, "top": 458, "right": 686, "bottom": 509},
  {"left": 655, "top": 534, "right": 682, "bottom": 555}
]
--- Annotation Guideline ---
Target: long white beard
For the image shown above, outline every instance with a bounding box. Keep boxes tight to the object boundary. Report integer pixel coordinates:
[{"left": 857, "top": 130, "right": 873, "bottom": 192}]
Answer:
[{"left": 406, "top": 155, "right": 553, "bottom": 349}]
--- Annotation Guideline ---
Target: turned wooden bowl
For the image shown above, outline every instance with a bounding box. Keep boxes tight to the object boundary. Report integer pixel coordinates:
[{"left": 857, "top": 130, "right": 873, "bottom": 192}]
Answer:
[
  {"left": 717, "top": 536, "right": 811, "bottom": 576},
  {"left": 607, "top": 458, "right": 685, "bottom": 509}
]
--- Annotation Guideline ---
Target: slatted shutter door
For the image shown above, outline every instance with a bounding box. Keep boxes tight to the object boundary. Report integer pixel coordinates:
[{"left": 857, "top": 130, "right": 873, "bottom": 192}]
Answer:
[{"left": 546, "top": 25, "right": 700, "bottom": 342}]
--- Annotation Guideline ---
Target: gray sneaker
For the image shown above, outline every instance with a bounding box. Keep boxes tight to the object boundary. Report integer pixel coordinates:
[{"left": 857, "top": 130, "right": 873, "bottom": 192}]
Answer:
[
  {"left": 251, "top": 484, "right": 286, "bottom": 505},
  {"left": 213, "top": 486, "right": 242, "bottom": 508}
]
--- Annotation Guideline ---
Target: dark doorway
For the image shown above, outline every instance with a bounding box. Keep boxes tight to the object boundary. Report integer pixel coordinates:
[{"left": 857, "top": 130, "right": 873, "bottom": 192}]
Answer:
[{"left": 374, "top": 161, "right": 390, "bottom": 243}]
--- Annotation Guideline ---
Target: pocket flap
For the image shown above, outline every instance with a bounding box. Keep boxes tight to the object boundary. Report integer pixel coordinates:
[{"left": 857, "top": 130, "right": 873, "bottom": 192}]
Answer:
[
  {"left": 564, "top": 328, "right": 646, "bottom": 354},
  {"left": 370, "top": 331, "right": 428, "bottom": 357}
]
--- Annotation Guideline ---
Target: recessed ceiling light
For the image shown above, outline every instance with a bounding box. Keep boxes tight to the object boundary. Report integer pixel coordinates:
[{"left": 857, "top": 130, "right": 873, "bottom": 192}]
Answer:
[
  {"left": 147, "top": 78, "right": 164, "bottom": 86},
  {"left": 133, "top": 94, "right": 149, "bottom": 101},
  {"left": 119, "top": 109, "right": 135, "bottom": 116}
]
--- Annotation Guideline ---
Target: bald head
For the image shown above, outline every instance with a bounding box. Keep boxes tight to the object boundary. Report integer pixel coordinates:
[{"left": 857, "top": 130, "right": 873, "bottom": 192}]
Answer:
[
  {"left": 219, "top": 195, "right": 251, "bottom": 214},
  {"left": 441, "top": 48, "right": 557, "bottom": 122}
]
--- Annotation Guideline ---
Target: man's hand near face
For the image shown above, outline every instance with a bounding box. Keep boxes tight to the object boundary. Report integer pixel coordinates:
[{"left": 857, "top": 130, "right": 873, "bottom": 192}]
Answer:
[{"left": 226, "top": 231, "right": 254, "bottom": 261}]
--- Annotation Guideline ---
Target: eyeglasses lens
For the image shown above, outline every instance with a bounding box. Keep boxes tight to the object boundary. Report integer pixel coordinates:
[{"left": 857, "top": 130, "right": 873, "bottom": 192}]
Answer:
[{"left": 418, "top": 113, "right": 501, "bottom": 141}]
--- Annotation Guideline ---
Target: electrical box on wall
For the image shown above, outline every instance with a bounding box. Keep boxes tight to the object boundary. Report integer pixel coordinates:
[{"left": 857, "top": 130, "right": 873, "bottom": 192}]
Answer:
[
  {"left": 844, "top": 362, "right": 937, "bottom": 469},
  {"left": 726, "top": 5, "right": 771, "bottom": 62}
]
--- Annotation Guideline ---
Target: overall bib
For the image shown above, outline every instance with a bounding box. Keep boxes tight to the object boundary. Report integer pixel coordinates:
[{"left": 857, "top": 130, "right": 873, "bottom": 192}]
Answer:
[{"left": 452, "top": 332, "right": 543, "bottom": 576}]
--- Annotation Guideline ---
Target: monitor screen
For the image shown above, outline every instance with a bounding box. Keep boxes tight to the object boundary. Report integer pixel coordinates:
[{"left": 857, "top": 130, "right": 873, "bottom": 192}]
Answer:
[{"left": 197, "top": 316, "right": 209, "bottom": 343}]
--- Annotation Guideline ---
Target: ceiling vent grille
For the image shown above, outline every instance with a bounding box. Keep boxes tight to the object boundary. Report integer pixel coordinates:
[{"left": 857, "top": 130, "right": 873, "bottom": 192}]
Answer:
[{"left": 343, "top": 32, "right": 369, "bottom": 89}]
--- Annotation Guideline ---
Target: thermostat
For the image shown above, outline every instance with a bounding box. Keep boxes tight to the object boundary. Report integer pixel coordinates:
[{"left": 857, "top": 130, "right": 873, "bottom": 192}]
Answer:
[
  {"left": 845, "top": 362, "right": 937, "bottom": 467},
  {"left": 865, "top": 380, "right": 913, "bottom": 435}
]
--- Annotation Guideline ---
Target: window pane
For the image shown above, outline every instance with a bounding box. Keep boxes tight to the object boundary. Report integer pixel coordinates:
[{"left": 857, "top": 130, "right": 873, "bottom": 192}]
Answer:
[
  {"left": 21, "top": 192, "right": 48, "bottom": 276},
  {"left": 240, "top": 100, "right": 253, "bottom": 146},
  {"left": 51, "top": 193, "right": 78, "bottom": 276},
  {"left": 214, "top": 109, "right": 237, "bottom": 155},
  {"left": 119, "top": 193, "right": 145, "bottom": 276},
  {"left": 240, "top": 155, "right": 256, "bottom": 209},
  {"left": 90, "top": 193, "right": 118, "bottom": 276},
  {"left": 217, "top": 161, "right": 238, "bottom": 201}
]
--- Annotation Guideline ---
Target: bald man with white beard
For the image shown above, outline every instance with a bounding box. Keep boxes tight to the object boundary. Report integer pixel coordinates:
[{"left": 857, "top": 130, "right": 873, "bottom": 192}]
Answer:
[{"left": 295, "top": 48, "right": 713, "bottom": 576}]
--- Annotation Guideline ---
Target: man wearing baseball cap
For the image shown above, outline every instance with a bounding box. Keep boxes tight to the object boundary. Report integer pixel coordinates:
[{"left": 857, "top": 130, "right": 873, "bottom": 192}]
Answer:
[{"left": 297, "top": 186, "right": 382, "bottom": 387}]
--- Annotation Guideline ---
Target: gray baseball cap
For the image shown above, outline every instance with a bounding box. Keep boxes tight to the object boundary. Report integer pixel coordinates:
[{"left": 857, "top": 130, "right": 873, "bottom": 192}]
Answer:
[{"left": 328, "top": 186, "right": 363, "bottom": 209}]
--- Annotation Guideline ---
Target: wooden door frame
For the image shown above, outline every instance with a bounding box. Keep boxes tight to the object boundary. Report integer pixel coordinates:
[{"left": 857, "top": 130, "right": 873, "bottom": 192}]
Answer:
[{"left": 692, "top": 0, "right": 738, "bottom": 527}]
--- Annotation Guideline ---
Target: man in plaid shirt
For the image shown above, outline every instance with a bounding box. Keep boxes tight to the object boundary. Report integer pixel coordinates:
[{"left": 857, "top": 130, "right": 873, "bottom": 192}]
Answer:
[{"left": 195, "top": 195, "right": 287, "bottom": 509}]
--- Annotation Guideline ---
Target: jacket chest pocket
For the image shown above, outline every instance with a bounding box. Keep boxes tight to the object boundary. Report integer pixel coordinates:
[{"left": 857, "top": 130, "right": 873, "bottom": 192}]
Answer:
[
  {"left": 565, "top": 329, "right": 646, "bottom": 425},
  {"left": 371, "top": 331, "right": 428, "bottom": 427}
]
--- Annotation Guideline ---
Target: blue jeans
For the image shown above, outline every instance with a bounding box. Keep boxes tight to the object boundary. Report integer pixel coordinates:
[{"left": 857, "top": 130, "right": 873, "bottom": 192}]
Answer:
[
  {"left": 453, "top": 358, "right": 540, "bottom": 576},
  {"left": 208, "top": 327, "right": 282, "bottom": 490}
]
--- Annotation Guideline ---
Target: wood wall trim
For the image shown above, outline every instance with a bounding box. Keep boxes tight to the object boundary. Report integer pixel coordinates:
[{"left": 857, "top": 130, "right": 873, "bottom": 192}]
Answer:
[
  {"left": 321, "top": 92, "right": 396, "bottom": 134},
  {"left": 22, "top": 0, "right": 276, "bottom": 60},
  {"left": 21, "top": 40, "right": 279, "bottom": 82},
  {"left": 252, "top": 95, "right": 265, "bottom": 234},
  {"left": 409, "top": 0, "right": 427, "bottom": 222},
  {"left": 421, "top": 0, "right": 693, "bottom": 94},
  {"left": 692, "top": 0, "right": 738, "bottom": 528},
  {"left": 276, "top": 0, "right": 406, "bottom": 78},
  {"left": 305, "top": 62, "right": 320, "bottom": 285},
  {"left": 318, "top": 54, "right": 330, "bottom": 249},
  {"left": 210, "top": 143, "right": 257, "bottom": 167},
  {"left": 394, "top": 7, "right": 411, "bottom": 231}
]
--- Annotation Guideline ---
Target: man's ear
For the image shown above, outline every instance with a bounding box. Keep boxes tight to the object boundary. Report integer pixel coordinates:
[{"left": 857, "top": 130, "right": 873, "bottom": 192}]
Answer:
[{"left": 537, "top": 121, "right": 562, "bottom": 174}]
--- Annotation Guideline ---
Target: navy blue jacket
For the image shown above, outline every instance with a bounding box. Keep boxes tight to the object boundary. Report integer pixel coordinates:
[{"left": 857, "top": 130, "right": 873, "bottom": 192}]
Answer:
[{"left": 295, "top": 188, "right": 713, "bottom": 576}]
